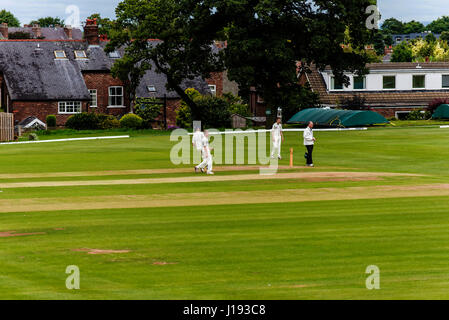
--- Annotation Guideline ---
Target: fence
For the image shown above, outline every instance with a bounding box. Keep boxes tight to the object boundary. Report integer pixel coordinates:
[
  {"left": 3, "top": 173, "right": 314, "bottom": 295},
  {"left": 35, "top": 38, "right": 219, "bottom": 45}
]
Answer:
[{"left": 0, "top": 113, "right": 14, "bottom": 142}]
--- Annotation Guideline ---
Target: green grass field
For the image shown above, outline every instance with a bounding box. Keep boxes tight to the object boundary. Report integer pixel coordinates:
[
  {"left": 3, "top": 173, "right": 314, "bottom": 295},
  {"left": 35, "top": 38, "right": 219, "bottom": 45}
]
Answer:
[{"left": 1, "top": 126, "right": 449, "bottom": 300}]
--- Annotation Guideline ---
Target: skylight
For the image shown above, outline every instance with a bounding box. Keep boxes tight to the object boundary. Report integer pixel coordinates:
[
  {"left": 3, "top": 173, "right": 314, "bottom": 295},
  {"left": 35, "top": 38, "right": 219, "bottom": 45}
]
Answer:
[
  {"left": 54, "top": 50, "right": 67, "bottom": 59},
  {"left": 147, "top": 85, "right": 157, "bottom": 92},
  {"left": 74, "top": 50, "right": 88, "bottom": 59},
  {"left": 109, "top": 51, "right": 121, "bottom": 59}
]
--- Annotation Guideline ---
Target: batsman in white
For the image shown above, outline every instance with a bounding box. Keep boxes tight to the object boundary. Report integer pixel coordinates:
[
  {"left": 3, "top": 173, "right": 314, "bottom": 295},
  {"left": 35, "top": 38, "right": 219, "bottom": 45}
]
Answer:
[
  {"left": 196, "top": 130, "right": 214, "bottom": 175},
  {"left": 271, "top": 117, "right": 284, "bottom": 160},
  {"left": 193, "top": 127, "right": 205, "bottom": 173}
]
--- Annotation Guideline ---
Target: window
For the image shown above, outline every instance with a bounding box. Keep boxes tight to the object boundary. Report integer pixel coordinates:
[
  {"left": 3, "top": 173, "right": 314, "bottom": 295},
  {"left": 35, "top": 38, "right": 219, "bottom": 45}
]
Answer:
[
  {"left": 331, "top": 77, "right": 344, "bottom": 90},
  {"left": 209, "top": 84, "right": 217, "bottom": 96},
  {"left": 75, "top": 50, "right": 87, "bottom": 59},
  {"left": 58, "top": 101, "right": 82, "bottom": 114},
  {"left": 443, "top": 75, "right": 449, "bottom": 88},
  {"left": 147, "top": 85, "right": 157, "bottom": 92},
  {"left": 109, "top": 86, "right": 124, "bottom": 106},
  {"left": 413, "top": 75, "right": 426, "bottom": 89},
  {"left": 54, "top": 50, "right": 66, "bottom": 59},
  {"left": 396, "top": 37, "right": 402, "bottom": 43},
  {"left": 108, "top": 51, "right": 120, "bottom": 59},
  {"left": 383, "top": 76, "right": 396, "bottom": 89},
  {"left": 89, "top": 89, "right": 97, "bottom": 107},
  {"left": 353, "top": 76, "right": 366, "bottom": 90}
]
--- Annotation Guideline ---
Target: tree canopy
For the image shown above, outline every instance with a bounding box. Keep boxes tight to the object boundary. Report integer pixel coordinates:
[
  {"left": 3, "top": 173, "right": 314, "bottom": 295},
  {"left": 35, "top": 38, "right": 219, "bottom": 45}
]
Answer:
[
  {"left": 427, "top": 16, "right": 449, "bottom": 34},
  {"left": 107, "top": 0, "right": 375, "bottom": 121},
  {"left": 87, "top": 13, "right": 114, "bottom": 37},
  {"left": 0, "top": 9, "right": 20, "bottom": 27},
  {"left": 29, "top": 17, "right": 64, "bottom": 27}
]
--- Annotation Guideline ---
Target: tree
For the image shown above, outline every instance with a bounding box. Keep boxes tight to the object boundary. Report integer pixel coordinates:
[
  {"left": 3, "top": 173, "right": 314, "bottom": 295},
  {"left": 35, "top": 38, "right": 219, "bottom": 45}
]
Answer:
[
  {"left": 108, "top": 0, "right": 375, "bottom": 121},
  {"left": 0, "top": 10, "right": 20, "bottom": 27},
  {"left": 427, "top": 16, "right": 449, "bottom": 33},
  {"left": 381, "top": 18, "right": 404, "bottom": 34},
  {"left": 87, "top": 13, "right": 114, "bottom": 37},
  {"left": 391, "top": 41, "right": 413, "bottom": 62},
  {"left": 106, "top": 0, "right": 225, "bottom": 120},
  {"left": 403, "top": 20, "right": 425, "bottom": 34},
  {"left": 372, "top": 31, "right": 386, "bottom": 56},
  {"left": 218, "top": 0, "right": 375, "bottom": 114},
  {"left": 425, "top": 33, "right": 437, "bottom": 43},
  {"left": 29, "top": 17, "right": 64, "bottom": 27},
  {"left": 440, "top": 31, "right": 449, "bottom": 42}
]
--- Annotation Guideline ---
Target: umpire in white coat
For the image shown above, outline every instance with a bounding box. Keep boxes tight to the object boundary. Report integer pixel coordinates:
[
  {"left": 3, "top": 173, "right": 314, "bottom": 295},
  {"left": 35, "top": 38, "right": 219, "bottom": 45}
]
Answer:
[{"left": 303, "top": 121, "right": 316, "bottom": 167}]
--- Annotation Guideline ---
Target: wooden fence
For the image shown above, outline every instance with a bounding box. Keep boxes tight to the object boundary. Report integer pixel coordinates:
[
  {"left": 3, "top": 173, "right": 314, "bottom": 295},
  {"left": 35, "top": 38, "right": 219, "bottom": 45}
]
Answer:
[{"left": 0, "top": 113, "right": 14, "bottom": 142}]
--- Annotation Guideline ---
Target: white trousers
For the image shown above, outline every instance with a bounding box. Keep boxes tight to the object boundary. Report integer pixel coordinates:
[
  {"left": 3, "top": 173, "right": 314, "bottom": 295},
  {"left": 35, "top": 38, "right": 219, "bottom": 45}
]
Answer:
[
  {"left": 271, "top": 137, "right": 281, "bottom": 157},
  {"left": 197, "top": 152, "right": 213, "bottom": 172}
]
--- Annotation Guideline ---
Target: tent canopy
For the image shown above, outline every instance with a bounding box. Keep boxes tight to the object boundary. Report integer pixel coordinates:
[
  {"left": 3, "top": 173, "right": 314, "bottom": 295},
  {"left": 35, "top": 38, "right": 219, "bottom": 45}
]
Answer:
[
  {"left": 287, "top": 108, "right": 389, "bottom": 127},
  {"left": 432, "top": 104, "right": 449, "bottom": 119}
]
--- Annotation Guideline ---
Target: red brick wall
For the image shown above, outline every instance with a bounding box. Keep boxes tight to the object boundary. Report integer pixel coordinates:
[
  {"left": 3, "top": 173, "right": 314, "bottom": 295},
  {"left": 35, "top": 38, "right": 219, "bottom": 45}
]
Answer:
[
  {"left": 11, "top": 101, "right": 89, "bottom": 126},
  {"left": 83, "top": 72, "right": 130, "bottom": 116},
  {"left": 154, "top": 99, "right": 181, "bottom": 127},
  {"left": 206, "top": 72, "right": 224, "bottom": 96}
]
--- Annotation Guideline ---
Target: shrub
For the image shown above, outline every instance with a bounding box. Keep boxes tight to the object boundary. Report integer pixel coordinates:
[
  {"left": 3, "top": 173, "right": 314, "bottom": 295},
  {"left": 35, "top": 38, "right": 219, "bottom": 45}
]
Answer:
[
  {"left": 46, "top": 115, "right": 57, "bottom": 128},
  {"left": 65, "top": 112, "right": 100, "bottom": 130},
  {"left": 176, "top": 104, "right": 192, "bottom": 129},
  {"left": 28, "top": 133, "right": 38, "bottom": 141},
  {"left": 120, "top": 113, "right": 143, "bottom": 129},
  {"left": 134, "top": 98, "right": 162, "bottom": 128},
  {"left": 406, "top": 109, "right": 430, "bottom": 120},
  {"left": 97, "top": 114, "right": 120, "bottom": 129}
]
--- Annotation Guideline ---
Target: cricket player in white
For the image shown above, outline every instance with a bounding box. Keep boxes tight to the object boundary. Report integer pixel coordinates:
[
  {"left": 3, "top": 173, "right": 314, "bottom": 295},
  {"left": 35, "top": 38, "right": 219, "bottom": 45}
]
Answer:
[
  {"left": 271, "top": 118, "right": 284, "bottom": 160},
  {"left": 303, "top": 121, "right": 316, "bottom": 167},
  {"left": 193, "top": 128, "right": 205, "bottom": 173},
  {"left": 196, "top": 130, "right": 214, "bottom": 175}
]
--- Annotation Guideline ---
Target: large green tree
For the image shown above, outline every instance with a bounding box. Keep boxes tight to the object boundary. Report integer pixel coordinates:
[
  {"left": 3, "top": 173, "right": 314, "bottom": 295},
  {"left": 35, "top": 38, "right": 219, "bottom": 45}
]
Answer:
[
  {"left": 391, "top": 41, "right": 413, "bottom": 62},
  {"left": 381, "top": 18, "right": 404, "bottom": 34},
  {"left": 0, "top": 9, "right": 20, "bottom": 27},
  {"left": 427, "top": 16, "right": 449, "bottom": 33},
  {"left": 107, "top": 0, "right": 375, "bottom": 121},
  {"left": 403, "top": 20, "right": 425, "bottom": 34},
  {"left": 29, "top": 17, "right": 64, "bottom": 27}
]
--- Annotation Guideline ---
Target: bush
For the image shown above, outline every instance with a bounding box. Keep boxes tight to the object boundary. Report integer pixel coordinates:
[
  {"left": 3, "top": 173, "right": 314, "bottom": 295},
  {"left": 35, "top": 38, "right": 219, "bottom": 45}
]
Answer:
[
  {"left": 97, "top": 114, "right": 120, "bottom": 129},
  {"left": 65, "top": 112, "right": 100, "bottom": 130},
  {"left": 28, "top": 133, "right": 39, "bottom": 141},
  {"left": 406, "top": 109, "right": 430, "bottom": 120},
  {"left": 176, "top": 104, "right": 192, "bottom": 129},
  {"left": 134, "top": 98, "right": 162, "bottom": 128},
  {"left": 120, "top": 113, "right": 143, "bottom": 129},
  {"left": 46, "top": 115, "right": 57, "bottom": 128}
]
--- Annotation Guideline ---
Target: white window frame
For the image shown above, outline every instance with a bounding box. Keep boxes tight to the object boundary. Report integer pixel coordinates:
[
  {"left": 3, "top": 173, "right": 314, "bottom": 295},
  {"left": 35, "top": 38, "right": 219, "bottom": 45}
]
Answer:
[
  {"left": 208, "top": 84, "right": 217, "bottom": 96},
  {"left": 108, "top": 86, "right": 124, "bottom": 108},
  {"left": 54, "top": 50, "right": 67, "bottom": 59},
  {"left": 330, "top": 76, "right": 344, "bottom": 91},
  {"left": 353, "top": 75, "right": 366, "bottom": 91},
  {"left": 443, "top": 74, "right": 449, "bottom": 88},
  {"left": 147, "top": 85, "right": 157, "bottom": 93},
  {"left": 89, "top": 89, "right": 98, "bottom": 107},
  {"left": 58, "top": 101, "right": 82, "bottom": 114},
  {"left": 75, "top": 50, "right": 88, "bottom": 59},
  {"left": 412, "top": 74, "right": 426, "bottom": 90},
  {"left": 109, "top": 51, "right": 121, "bottom": 59},
  {"left": 382, "top": 75, "right": 397, "bottom": 90}
]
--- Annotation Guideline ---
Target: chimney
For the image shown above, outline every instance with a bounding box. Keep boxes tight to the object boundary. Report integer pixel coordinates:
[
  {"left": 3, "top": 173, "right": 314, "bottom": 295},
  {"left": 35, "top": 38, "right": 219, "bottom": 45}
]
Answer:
[
  {"left": 64, "top": 25, "right": 73, "bottom": 39},
  {"left": 32, "top": 24, "right": 42, "bottom": 38},
  {"left": 84, "top": 18, "right": 99, "bottom": 45},
  {"left": 0, "top": 23, "right": 8, "bottom": 39}
]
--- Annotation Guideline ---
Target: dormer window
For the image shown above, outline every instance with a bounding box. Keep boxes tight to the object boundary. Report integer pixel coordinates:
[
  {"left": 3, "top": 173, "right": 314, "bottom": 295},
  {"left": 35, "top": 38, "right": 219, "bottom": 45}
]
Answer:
[
  {"left": 109, "top": 51, "right": 120, "bottom": 59},
  {"left": 54, "top": 50, "right": 66, "bottom": 59},
  {"left": 147, "top": 85, "right": 157, "bottom": 92},
  {"left": 74, "top": 50, "right": 87, "bottom": 59}
]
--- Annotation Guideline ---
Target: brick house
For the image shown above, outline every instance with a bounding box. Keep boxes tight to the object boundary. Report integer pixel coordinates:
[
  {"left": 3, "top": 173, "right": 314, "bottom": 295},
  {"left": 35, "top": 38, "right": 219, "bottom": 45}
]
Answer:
[
  {"left": 302, "top": 63, "right": 449, "bottom": 119},
  {"left": 0, "top": 19, "right": 225, "bottom": 127}
]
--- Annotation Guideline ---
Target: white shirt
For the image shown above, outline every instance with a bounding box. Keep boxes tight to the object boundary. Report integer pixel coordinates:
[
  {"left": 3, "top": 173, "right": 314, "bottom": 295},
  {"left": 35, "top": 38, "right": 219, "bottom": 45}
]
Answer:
[
  {"left": 202, "top": 136, "right": 211, "bottom": 156},
  {"left": 272, "top": 123, "right": 283, "bottom": 139},
  {"left": 192, "top": 131, "right": 204, "bottom": 151},
  {"left": 303, "top": 127, "right": 314, "bottom": 146}
]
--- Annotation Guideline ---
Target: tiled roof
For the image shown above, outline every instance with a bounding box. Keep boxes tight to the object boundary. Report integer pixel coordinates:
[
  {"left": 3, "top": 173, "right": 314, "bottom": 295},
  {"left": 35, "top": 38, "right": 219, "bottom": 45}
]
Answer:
[
  {"left": 8, "top": 27, "right": 83, "bottom": 40},
  {"left": 307, "top": 64, "right": 449, "bottom": 106}
]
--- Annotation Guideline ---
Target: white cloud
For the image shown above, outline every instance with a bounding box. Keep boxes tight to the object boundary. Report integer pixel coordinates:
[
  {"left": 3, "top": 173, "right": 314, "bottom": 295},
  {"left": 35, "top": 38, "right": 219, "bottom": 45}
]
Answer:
[
  {"left": 379, "top": 0, "right": 449, "bottom": 24},
  {"left": 1, "top": 0, "right": 121, "bottom": 25}
]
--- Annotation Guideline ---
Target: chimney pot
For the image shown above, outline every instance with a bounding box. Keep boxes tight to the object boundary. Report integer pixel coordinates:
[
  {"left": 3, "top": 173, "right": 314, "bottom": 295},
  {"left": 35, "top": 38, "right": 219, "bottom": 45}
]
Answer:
[
  {"left": 32, "top": 24, "right": 42, "bottom": 38},
  {"left": 64, "top": 25, "right": 73, "bottom": 39},
  {"left": 84, "top": 19, "right": 99, "bottom": 45}
]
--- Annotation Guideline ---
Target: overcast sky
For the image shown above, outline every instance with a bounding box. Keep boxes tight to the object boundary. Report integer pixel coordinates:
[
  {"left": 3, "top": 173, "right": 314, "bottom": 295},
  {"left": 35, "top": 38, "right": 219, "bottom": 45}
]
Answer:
[
  {"left": 379, "top": 0, "right": 448, "bottom": 24},
  {"left": 1, "top": 1, "right": 448, "bottom": 27},
  {"left": 1, "top": 0, "right": 121, "bottom": 26}
]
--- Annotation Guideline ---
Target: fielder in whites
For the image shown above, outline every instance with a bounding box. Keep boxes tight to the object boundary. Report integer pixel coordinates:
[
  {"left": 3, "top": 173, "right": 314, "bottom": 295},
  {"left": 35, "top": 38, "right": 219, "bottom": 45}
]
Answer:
[
  {"left": 196, "top": 130, "right": 214, "bottom": 175},
  {"left": 303, "top": 121, "right": 316, "bottom": 167},
  {"left": 192, "top": 127, "right": 205, "bottom": 173},
  {"left": 271, "top": 118, "right": 284, "bottom": 160}
]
